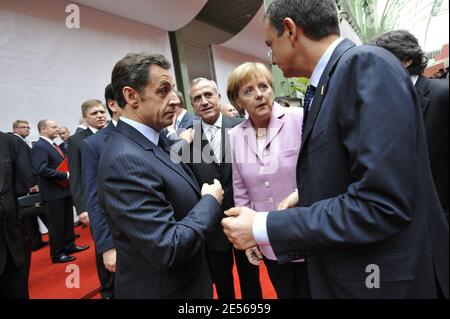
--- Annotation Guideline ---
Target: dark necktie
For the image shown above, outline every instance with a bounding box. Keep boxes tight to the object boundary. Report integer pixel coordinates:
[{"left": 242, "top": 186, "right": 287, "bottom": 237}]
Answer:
[
  {"left": 53, "top": 143, "right": 65, "bottom": 158},
  {"left": 302, "top": 85, "right": 316, "bottom": 134}
]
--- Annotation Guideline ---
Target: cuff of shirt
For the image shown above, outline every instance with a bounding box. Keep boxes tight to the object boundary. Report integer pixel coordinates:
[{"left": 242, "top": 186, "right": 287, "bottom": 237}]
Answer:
[{"left": 253, "top": 212, "right": 270, "bottom": 246}]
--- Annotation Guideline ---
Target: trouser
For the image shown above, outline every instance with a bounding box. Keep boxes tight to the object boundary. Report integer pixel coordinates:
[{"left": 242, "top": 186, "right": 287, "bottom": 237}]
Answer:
[
  {"left": 44, "top": 197, "right": 75, "bottom": 259},
  {"left": 207, "top": 247, "right": 262, "bottom": 299},
  {"left": 263, "top": 257, "right": 311, "bottom": 299},
  {"left": 94, "top": 242, "right": 115, "bottom": 299},
  {"left": 0, "top": 249, "right": 29, "bottom": 299}
]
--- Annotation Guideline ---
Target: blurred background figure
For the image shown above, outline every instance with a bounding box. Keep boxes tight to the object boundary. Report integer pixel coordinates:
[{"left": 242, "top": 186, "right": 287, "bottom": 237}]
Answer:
[
  {"left": 220, "top": 103, "right": 240, "bottom": 117},
  {"left": 58, "top": 127, "right": 70, "bottom": 153},
  {"left": 370, "top": 30, "right": 449, "bottom": 222}
]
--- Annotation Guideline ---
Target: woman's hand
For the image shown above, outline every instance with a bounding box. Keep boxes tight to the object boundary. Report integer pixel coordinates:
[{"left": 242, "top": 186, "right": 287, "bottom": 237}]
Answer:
[
  {"left": 245, "top": 246, "right": 263, "bottom": 266},
  {"left": 277, "top": 190, "right": 299, "bottom": 210}
]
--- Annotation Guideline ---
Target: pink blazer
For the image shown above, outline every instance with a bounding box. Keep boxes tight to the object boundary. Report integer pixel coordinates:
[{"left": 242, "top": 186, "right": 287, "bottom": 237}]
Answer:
[{"left": 230, "top": 102, "right": 303, "bottom": 212}]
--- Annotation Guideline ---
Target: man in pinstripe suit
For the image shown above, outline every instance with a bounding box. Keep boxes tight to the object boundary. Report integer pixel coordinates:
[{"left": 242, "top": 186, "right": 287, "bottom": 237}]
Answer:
[{"left": 98, "top": 53, "right": 224, "bottom": 298}]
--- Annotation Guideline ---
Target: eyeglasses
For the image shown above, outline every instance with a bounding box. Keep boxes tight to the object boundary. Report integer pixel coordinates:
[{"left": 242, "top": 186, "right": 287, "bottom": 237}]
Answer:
[
  {"left": 192, "top": 92, "right": 216, "bottom": 105},
  {"left": 18, "top": 126, "right": 30, "bottom": 129}
]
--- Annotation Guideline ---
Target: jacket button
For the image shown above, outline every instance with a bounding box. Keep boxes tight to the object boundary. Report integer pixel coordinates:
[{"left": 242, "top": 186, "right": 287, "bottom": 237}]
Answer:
[
  {"left": 264, "top": 181, "right": 270, "bottom": 188},
  {"left": 268, "top": 197, "right": 274, "bottom": 204}
]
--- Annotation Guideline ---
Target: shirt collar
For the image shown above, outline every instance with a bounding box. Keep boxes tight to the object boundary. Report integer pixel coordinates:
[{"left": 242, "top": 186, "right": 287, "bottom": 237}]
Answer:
[
  {"left": 177, "top": 109, "right": 187, "bottom": 124},
  {"left": 309, "top": 37, "right": 344, "bottom": 88},
  {"left": 40, "top": 135, "right": 55, "bottom": 145},
  {"left": 411, "top": 75, "right": 419, "bottom": 86},
  {"left": 88, "top": 126, "right": 99, "bottom": 134},
  {"left": 112, "top": 119, "right": 118, "bottom": 127},
  {"left": 202, "top": 113, "right": 222, "bottom": 131},
  {"left": 13, "top": 133, "right": 26, "bottom": 141},
  {"left": 120, "top": 116, "right": 159, "bottom": 145}
]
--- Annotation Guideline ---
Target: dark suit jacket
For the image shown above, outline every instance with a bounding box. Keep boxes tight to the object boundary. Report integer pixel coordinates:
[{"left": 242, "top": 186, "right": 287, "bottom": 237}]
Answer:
[
  {"left": 68, "top": 128, "right": 93, "bottom": 214},
  {"left": 0, "top": 132, "right": 25, "bottom": 274},
  {"left": 415, "top": 77, "right": 449, "bottom": 215},
  {"left": 266, "top": 39, "right": 449, "bottom": 298},
  {"left": 31, "top": 138, "right": 70, "bottom": 202},
  {"left": 173, "top": 116, "right": 243, "bottom": 251},
  {"left": 82, "top": 123, "right": 115, "bottom": 254},
  {"left": 10, "top": 134, "right": 37, "bottom": 195},
  {"left": 97, "top": 120, "right": 222, "bottom": 298},
  {"left": 160, "top": 111, "right": 198, "bottom": 146}
]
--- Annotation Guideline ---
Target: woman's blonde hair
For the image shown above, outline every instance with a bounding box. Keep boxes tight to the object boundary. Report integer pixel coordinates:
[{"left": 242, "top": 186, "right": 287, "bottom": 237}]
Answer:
[{"left": 227, "top": 62, "right": 273, "bottom": 110}]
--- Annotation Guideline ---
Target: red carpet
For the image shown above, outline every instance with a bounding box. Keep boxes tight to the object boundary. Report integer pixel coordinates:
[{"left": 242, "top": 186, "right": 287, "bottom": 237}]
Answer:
[{"left": 29, "top": 225, "right": 277, "bottom": 299}]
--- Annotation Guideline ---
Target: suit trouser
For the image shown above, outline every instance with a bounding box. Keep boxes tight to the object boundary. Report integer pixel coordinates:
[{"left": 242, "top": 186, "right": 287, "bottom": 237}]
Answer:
[
  {"left": 0, "top": 249, "right": 29, "bottom": 299},
  {"left": 44, "top": 196, "right": 75, "bottom": 259},
  {"left": 263, "top": 257, "right": 311, "bottom": 299},
  {"left": 92, "top": 231, "right": 114, "bottom": 299},
  {"left": 207, "top": 248, "right": 262, "bottom": 299}
]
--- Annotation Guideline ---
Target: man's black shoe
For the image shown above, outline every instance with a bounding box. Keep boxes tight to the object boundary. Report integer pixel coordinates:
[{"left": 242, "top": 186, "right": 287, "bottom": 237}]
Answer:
[
  {"left": 66, "top": 245, "right": 90, "bottom": 255},
  {"left": 52, "top": 254, "right": 76, "bottom": 263},
  {"left": 32, "top": 241, "right": 49, "bottom": 251}
]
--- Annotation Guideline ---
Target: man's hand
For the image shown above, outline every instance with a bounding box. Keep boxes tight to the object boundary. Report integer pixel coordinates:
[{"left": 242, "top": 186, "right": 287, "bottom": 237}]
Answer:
[
  {"left": 277, "top": 190, "right": 298, "bottom": 210},
  {"left": 222, "top": 207, "right": 257, "bottom": 250},
  {"left": 79, "top": 211, "right": 90, "bottom": 226},
  {"left": 179, "top": 128, "right": 195, "bottom": 144},
  {"left": 245, "top": 246, "right": 263, "bottom": 266},
  {"left": 201, "top": 179, "right": 224, "bottom": 204},
  {"left": 29, "top": 185, "right": 39, "bottom": 193},
  {"left": 167, "top": 113, "right": 177, "bottom": 135},
  {"left": 103, "top": 248, "right": 116, "bottom": 273}
]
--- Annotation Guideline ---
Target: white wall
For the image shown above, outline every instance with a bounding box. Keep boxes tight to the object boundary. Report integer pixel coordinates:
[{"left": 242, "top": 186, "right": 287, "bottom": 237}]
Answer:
[
  {"left": 212, "top": 45, "right": 268, "bottom": 105},
  {"left": 0, "top": 0, "right": 173, "bottom": 141}
]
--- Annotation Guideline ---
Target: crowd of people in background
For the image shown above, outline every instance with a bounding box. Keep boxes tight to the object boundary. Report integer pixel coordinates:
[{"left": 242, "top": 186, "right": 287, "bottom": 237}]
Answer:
[{"left": 1, "top": 0, "right": 448, "bottom": 300}]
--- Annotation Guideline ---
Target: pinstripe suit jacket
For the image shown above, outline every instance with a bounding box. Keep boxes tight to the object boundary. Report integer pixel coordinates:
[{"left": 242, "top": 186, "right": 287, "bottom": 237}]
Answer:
[{"left": 97, "top": 120, "right": 222, "bottom": 298}]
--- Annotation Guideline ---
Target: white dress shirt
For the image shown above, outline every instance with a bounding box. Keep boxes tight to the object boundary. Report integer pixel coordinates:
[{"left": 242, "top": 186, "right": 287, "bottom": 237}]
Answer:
[{"left": 120, "top": 116, "right": 159, "bottom": 146}]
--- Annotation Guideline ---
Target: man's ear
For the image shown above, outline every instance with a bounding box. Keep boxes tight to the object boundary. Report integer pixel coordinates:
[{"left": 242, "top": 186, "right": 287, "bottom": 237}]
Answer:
[
  {"left": 282, "top": 18, "right": 297, "bottom": 43},
  {"left": 122, "top": 86, "right": 139, "bottom": 108},
  {"left": 402, "top": 59, "right": 413, "bottom": 69}
]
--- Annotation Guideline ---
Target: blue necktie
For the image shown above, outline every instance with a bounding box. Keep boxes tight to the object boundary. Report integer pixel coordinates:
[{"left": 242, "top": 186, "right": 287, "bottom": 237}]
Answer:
[{"left": 302, "top": 85, "right": 316, "bottom": 134}]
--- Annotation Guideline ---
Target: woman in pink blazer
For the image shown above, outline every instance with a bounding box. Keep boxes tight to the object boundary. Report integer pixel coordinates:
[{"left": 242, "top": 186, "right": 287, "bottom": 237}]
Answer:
[{"left": 227, "top": 62, "right": 309, "bottom": 298}]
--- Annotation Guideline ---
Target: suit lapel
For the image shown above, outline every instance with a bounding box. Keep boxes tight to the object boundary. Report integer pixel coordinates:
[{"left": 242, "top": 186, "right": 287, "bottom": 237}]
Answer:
[
  {"left": 300, "top": 39, "right": 355, "bottom": 155},
  {"left": 40, "top": 138, "right": 64, "bottom": 161},
  {"left": 415, "top": 76, "right": 431, "bottom": 116},
  {"left": 264, "top": 103, "right": 285, "bottom": 150},
  {"left": 116, "top": 120, "right": 200, "bottom": 194}
]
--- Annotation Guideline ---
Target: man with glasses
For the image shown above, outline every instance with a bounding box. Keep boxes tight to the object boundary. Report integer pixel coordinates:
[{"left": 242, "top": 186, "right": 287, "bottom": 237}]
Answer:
[{"left": 173, "top": 78, "right": 262, "bottom": 299}]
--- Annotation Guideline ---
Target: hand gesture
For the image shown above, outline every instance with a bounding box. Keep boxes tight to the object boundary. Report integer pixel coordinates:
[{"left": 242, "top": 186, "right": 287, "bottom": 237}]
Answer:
[
  {"left": 245, "top": 246, "right": 263, "bottom": 266},
  {"left": 201, "top": 179, "right": 224, "bottom": 204},
  {"left": 277, "top": 190, "right": 298, "bottom": 210},
  {"left": 179, "top": 128, "right": 195, "bottom": 144}
]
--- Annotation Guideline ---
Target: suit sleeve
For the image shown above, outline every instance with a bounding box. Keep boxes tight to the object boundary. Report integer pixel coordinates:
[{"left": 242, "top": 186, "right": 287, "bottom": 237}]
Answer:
[
  {"left": 82, "top": 140, "right": 114, "bottom": 254},
  {"left": 68, "top": 136, "right": 86, "bottom": 214},
  {"left": 268, "top": 51, "right": 418, "bottom": 262},
  {"left": 230, "top": 132, "right": 251, "bottom": 208},
  {"left": 31, "top": 144, "right": 68, "bottom": 180},
  {"left": 102, "top": 152, "right": 222, "bottom": 271}
]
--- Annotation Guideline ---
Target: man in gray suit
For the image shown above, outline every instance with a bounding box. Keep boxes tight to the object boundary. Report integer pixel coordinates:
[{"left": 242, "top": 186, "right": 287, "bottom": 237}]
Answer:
[{"left": 98, "top": 53, "right": 224, "bottom": 298}]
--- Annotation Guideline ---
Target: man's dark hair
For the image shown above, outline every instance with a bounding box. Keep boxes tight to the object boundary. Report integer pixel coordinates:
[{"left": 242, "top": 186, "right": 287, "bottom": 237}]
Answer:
[
  {"left": 369, "top": 30, "right": 428, "bottom": 76},
  {"left": 111, "top": 53, "right": 171, "bottom": 108},
  {"left": 174, "top": 89, "right": 185, "bottom": 108},
  {"left": 104, "top": 83, "right": 115, "bottom": 117},
  {"left": 265, "top": 0, "right": 340, "bottom": 40}
]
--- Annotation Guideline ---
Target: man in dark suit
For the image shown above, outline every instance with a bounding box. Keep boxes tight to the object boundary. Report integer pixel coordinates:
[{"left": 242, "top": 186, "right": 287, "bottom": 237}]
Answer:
[
  {"left": 369, "top": 30, "right": 449, "bottom": 222},
  {"left": 222, "top": 0, "right": 449, "bottom": 298},
  {"left": 32, "top": 119, "right": 88, "bottom": 263},
  {"left": 97, "top": 53, "right": 224, "bottom": 298},
  {"left": 58, "top": 127, "right": 71, "bottom": 154},
  {"left": 159, "top": 89, "right": 197, "bottom": 146},
  {"left": 81, "top": 84, "right": 121, "bottom": 298},
  {"left": 68, "top": 99, "right": 107, "bottom": 226},
  {"left": 0, "top": 131, "right": 28, "bottom": 298},
  {"left": 173, "top": 78, "right": 261, "bottom": 299}
]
